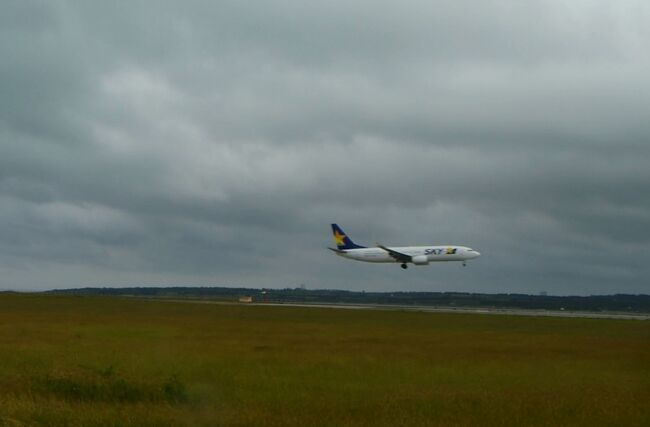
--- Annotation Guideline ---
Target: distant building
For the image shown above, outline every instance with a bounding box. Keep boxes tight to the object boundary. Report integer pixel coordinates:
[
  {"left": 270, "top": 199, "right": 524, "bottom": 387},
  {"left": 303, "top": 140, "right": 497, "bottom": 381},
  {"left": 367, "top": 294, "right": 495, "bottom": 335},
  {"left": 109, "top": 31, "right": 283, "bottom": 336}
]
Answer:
[{"left": 239, "top": 296, "right": 253, "bottom": 303}]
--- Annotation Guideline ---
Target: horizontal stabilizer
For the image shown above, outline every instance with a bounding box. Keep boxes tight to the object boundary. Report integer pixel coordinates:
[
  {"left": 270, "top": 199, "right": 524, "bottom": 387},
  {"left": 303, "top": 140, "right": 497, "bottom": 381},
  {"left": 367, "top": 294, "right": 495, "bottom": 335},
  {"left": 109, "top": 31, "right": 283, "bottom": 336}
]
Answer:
[{"left": 328, "top": 247, "right": 346, "bottom": 254}]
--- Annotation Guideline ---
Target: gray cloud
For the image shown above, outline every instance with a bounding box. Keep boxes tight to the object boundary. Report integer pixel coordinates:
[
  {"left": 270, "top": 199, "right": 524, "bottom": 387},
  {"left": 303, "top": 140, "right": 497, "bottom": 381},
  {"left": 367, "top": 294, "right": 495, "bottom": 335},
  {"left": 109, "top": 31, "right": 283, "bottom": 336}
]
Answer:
[{"left": 1, "top": 1, "right": 649, "bottom": 294}]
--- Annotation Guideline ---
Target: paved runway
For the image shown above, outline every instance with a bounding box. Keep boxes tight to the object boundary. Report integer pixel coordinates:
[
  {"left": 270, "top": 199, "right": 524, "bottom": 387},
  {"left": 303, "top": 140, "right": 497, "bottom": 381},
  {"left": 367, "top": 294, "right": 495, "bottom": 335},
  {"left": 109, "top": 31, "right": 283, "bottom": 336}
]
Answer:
[
  {"left": 250, "top": 302, "right": 649, "bottom": 320},
  {"left": 153, "top": 298, "right": 650, "bottom": 320}
]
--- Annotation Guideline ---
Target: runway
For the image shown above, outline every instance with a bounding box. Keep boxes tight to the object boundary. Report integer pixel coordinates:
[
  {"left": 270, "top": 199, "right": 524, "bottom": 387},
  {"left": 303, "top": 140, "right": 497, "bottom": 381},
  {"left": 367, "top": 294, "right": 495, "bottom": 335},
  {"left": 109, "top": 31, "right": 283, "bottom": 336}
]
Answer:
[{"left": 152, "top": 298, "right": 650, "bottom": 320}]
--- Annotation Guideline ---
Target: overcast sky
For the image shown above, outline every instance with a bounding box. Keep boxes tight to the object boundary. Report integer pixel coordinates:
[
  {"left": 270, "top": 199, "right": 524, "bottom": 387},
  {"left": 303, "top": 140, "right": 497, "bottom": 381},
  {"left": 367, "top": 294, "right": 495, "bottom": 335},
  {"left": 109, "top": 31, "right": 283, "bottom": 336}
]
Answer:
[{"left": 1, "top": 1, "right": 649, "bottom": 294}]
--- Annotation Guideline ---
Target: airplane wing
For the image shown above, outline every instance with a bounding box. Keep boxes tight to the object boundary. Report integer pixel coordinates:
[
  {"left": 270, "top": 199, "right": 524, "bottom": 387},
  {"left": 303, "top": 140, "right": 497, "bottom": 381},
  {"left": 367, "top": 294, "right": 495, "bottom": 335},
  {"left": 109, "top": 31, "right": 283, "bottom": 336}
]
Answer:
[{"left": 376, "top": 244, "right": 412, "bottom": 263}]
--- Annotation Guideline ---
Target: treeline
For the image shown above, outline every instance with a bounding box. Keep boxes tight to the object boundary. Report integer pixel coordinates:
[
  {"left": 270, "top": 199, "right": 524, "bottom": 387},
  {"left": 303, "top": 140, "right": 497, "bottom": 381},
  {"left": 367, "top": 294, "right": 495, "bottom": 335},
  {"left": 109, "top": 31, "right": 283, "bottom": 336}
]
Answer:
[{"left": 47, "top": 287, "right": 650, "bottom": 313}]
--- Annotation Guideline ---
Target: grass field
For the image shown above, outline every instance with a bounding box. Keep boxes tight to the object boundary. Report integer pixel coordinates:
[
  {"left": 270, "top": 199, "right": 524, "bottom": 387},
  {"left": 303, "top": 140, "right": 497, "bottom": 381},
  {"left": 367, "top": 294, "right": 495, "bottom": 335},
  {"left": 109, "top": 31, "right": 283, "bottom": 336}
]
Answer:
[{"left": 0, "top": 293, "right": 648, "bottom": 426}]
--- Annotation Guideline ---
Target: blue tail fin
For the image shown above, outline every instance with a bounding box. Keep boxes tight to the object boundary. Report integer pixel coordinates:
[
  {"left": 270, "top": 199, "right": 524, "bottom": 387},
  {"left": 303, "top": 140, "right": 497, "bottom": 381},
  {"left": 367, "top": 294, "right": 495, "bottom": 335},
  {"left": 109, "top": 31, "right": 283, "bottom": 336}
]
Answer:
[{"left": 331, "top": 224, "right": 365, "bottom": 250}]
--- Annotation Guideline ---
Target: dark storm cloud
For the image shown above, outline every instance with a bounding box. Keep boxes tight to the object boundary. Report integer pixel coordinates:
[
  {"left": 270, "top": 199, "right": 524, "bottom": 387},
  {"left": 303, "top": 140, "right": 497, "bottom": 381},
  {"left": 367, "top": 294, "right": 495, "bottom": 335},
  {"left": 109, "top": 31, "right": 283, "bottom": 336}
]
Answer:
[{"left": 1, "top": 1, "right": 649, "bottom": 293}]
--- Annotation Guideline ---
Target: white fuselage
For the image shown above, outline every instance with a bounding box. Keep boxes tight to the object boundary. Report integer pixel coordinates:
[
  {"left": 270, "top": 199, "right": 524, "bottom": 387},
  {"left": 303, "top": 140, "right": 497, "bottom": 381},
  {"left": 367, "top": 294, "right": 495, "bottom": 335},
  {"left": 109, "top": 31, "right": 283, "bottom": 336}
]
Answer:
[{"left": 335, "top": 246, "right": 480, "bottom": 264}]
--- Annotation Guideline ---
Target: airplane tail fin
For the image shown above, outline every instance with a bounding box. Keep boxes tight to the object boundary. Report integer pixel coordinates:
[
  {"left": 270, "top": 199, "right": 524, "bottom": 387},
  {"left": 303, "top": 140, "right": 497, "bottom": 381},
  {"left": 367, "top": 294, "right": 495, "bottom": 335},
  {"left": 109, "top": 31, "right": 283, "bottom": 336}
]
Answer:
[{"left": 331, "top": 224, "right": 365, "bottom": 250}]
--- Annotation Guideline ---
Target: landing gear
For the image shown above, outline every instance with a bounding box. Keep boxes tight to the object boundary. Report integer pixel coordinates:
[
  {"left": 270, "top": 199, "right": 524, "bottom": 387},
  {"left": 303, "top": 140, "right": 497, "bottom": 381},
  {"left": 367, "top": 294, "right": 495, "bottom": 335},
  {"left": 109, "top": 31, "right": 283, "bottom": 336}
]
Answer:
[
  {"left": 462, "top": 261, "right": 467, "bottom": 267},
  {"left": 401, "top": 263, "right": 408, "bottom": 269}
]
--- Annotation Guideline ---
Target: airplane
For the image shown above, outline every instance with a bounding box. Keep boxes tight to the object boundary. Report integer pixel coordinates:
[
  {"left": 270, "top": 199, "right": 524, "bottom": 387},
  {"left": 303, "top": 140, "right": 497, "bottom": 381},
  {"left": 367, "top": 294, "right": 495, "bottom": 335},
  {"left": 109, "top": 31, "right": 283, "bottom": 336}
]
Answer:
[{"left": 328, "top": 223, "right": 480, "bottom": 269}]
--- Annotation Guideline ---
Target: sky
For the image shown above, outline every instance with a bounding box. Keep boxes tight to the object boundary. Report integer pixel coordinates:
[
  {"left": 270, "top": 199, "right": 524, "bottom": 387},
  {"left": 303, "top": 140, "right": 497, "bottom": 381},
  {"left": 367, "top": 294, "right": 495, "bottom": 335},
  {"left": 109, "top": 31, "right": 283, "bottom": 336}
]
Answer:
[{"left": 1, "top": 1, "right": 649, "bottom": 295}]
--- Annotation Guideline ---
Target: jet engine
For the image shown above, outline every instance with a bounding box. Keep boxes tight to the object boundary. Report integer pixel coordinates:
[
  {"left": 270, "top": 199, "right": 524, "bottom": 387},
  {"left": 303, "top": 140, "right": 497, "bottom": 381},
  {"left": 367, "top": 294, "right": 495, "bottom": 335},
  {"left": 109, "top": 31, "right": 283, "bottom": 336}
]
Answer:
[{"left": 411, "top": 255, "right": 429, "bottom": 265}]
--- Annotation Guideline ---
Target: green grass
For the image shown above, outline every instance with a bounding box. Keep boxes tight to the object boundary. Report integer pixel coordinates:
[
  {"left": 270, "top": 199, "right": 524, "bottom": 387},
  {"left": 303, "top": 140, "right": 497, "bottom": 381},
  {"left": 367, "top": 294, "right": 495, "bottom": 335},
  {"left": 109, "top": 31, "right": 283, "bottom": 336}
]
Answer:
[{"left": 0, "top": 293, "right": 648, "bottom": 426}]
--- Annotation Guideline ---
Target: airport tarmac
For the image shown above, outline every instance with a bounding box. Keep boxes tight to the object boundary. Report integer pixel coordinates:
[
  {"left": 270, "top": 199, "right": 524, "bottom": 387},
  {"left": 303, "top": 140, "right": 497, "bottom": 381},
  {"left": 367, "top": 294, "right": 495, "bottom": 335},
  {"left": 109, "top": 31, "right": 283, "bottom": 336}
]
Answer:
[{"left": 153, "top": 298, "right": 650, "bottom": 320}]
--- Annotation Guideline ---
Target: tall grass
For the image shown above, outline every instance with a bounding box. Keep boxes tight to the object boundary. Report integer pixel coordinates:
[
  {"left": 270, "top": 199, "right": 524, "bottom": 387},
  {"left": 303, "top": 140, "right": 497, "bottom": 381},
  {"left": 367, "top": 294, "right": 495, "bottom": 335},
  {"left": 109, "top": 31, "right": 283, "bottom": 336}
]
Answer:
[{"left": 0, "top": 293, "right": 648, "bottom": 426}]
